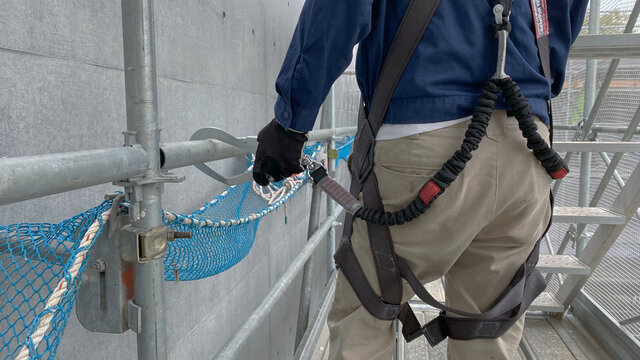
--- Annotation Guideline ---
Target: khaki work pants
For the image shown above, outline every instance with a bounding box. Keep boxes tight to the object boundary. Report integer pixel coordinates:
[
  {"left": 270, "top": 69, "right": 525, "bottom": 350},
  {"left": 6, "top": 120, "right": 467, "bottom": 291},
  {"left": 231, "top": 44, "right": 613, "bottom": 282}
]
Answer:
[{"left": 328, "top": 110, "right": 552, "bottom": 360}]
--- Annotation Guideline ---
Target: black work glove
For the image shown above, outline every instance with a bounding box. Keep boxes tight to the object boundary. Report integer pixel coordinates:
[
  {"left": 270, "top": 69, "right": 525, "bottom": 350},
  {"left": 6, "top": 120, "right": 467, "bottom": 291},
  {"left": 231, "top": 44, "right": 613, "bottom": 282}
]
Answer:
[{"left": 253, "top": 119, "right": 308, "bottom": 186}]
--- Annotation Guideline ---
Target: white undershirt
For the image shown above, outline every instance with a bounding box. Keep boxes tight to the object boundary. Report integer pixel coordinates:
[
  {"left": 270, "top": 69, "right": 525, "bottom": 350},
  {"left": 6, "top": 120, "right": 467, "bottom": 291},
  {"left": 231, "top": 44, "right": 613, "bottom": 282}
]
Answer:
[{"left": 376, "top": 116, "right": 471, "bottom": 141}]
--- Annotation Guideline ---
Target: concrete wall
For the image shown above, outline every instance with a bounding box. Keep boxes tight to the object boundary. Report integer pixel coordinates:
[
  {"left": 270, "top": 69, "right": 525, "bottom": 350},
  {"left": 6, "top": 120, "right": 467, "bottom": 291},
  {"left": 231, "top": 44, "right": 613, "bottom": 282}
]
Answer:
[{"left": 0, "top": 1, "right": 359, "bottom": 359}]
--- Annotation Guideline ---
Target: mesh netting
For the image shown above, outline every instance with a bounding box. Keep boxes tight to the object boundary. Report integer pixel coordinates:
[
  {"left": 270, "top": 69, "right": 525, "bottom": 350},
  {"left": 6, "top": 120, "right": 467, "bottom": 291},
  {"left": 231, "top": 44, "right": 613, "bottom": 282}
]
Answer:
[
  {"left": 163, "top": 143, "right": 323, "bottom": 281},
  {"left": 1, "top": 201, "right": 113, "bottom": 360},
  {"left": 0, "top": 141, "right": 343, "bottom": 360},
  {"left": 163, "top": 175, "right": 303, "bottom": 281},
  {"left": 333, "top": 136, "right": 354, "bottom": 168}
]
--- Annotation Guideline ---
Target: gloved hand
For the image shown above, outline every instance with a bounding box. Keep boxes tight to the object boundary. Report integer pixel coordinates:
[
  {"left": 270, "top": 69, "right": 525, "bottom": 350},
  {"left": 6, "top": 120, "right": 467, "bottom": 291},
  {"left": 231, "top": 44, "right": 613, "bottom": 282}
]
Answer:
[{"left": 253, "top": 119, "right": 308, "bottom": 186}]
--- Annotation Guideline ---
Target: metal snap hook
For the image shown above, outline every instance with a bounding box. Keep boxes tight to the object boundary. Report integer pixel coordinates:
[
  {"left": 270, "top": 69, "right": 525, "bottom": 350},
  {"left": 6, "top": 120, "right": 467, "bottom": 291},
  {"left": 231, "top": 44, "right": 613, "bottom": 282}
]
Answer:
[{"left": 493, "top": 5, "right": 509, "bottom": 80}]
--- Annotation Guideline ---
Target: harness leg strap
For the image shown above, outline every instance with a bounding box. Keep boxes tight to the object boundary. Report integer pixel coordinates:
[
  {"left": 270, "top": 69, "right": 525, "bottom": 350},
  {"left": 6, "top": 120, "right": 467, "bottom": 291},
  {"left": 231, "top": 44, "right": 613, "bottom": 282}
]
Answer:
[{"left": 334, "top": 237, "right": 402, "bottom": 320}]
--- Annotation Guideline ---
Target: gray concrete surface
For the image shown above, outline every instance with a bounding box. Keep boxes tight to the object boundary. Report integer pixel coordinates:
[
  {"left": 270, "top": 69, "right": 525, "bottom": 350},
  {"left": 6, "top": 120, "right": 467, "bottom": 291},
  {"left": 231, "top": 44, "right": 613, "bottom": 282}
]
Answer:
[
  {"left": 316, "top": 280, "right": 612, "bottom": 360},
  {"left": 0, "top": 1, "right": 359, "bottom": 359}
]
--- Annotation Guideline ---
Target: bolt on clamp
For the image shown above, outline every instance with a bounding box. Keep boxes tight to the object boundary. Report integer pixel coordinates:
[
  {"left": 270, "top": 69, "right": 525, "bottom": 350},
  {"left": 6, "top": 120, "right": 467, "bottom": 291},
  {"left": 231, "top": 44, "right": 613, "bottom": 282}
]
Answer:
[{"left": 120, "top": 225, "right": 192, "bottom": 264}]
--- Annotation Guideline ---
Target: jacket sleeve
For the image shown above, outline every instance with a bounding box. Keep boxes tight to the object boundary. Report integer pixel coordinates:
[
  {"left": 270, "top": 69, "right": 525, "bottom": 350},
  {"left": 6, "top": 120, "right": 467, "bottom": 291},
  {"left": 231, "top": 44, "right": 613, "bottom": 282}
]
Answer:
[
  {"left": 274, "top": 0, "right": 374, "bottom": 132},
  {"left": 548, "top": 0, "right": 589, "bottom": 97}
]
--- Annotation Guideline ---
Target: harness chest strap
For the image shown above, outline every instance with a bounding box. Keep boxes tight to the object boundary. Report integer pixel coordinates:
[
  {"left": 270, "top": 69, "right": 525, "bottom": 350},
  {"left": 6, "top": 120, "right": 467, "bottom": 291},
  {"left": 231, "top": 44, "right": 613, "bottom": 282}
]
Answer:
[{"left": 334, "top": 0, "right": 561, "bottom": 346}]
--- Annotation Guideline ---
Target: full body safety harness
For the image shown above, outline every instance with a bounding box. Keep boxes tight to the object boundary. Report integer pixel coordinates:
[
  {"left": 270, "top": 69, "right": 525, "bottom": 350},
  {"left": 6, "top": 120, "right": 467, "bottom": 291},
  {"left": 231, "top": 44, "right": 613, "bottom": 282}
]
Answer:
[{"left": 301, "top": 0, "right": 569, "bottom": 346}]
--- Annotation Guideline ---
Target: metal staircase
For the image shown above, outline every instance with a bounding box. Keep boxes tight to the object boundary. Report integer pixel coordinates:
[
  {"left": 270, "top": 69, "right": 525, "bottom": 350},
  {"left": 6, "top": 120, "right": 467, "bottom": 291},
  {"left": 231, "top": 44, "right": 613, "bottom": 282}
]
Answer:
[{"left": 531, "top": 168, "right": 640, "bottom": 313}]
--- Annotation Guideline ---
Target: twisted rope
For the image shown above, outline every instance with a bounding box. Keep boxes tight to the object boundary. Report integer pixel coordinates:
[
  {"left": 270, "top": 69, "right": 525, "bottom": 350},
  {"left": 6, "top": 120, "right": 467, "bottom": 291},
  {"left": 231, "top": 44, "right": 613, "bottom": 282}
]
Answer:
[
  {"left": 248, "top": 143, "right": 324, "bottom": 205},
  {"left": 16, "top": 208, "right": 112, "bottom": 360},
  {"left": 251, "top": 176, "right": 302, "bottom": 205},
  {"left": 163, "top": 172, "right": 307, "bottom": 229}
]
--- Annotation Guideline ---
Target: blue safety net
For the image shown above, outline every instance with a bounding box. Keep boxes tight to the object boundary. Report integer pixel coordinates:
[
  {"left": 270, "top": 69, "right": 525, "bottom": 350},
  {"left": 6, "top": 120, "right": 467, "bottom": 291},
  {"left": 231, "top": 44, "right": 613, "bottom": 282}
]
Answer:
[
  {"left": 333, "top": 136, "right": 354, "bottom": 168},
  {"left": 0, "top": 140, "right": 356, "bottom": 359},
  {"left": 163, "top": 142, "right": 323, "bottom": 281},
  {"left": 0, "top": 201, "right": 113, "bottom": 360}
]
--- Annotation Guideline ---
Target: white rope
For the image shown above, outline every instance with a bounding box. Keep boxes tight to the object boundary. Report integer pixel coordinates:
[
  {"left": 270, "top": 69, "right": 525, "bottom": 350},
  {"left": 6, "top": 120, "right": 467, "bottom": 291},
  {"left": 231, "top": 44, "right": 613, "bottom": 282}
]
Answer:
[
  {"left": 247, "top": 151, "right": 315, "bottom": 206},
  {"left": 16, "top": 208, "right": 112, "bottom": 360},
  {"left": 165, "top": 149, "right": 325, "bottom": 227},
  {"left": 252, "top": 176, "right": 302, "bottom": 205}
]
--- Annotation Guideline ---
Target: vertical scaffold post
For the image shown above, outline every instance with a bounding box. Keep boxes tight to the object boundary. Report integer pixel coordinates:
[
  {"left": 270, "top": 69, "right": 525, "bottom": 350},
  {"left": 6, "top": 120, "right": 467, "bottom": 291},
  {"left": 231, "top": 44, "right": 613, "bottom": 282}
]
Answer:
[
  {"left": 295, "top": 185, "right": 324, "bottom": 348},
  {"left": 577, "top": 0, "right": 601, "bottom": 256},
  {"left": 324, "top": 86, "right": 338, "bottom": 273},
  {"left": 121, "top": 1, "right": 168, "bottom": 359},
  {"left": 296, "top": 92, "right": 340, "bottom": 348}
]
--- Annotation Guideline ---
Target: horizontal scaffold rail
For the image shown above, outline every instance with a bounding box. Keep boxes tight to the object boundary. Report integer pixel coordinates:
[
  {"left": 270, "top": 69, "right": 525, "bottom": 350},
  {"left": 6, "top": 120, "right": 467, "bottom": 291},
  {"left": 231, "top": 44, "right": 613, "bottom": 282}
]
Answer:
[
  {"left": 569, "top": 34, "right": 640, "bottom": 59},
  {"left": 0, "top": 147, "right": 148, "bottom": 206},
  {"left": 553, "top": 141, "right": 640, "bottom": 153},
  {"left": 0, "top": 127, "right": 357, "bottom": 206}
]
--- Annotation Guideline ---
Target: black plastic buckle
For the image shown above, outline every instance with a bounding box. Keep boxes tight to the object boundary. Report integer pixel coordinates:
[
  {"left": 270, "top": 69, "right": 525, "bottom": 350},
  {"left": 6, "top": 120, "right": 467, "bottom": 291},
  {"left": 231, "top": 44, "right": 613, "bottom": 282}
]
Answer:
[
  {"left": 404, "top": 314, "right": 449, "bottom": 347},
  {"left": 404, "top": 325, "right": 427, "bottom": 344},
  {"left": 423, "top": 315, "right": 449, "bottom": 347}
]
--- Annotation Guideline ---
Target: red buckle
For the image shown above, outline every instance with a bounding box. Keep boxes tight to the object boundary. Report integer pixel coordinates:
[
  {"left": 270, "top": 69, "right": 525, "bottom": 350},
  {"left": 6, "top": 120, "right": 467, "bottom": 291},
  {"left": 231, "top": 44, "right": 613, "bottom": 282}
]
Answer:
[
  {"left": 551, "top": 167, "right": 568, "bottom": 180},
  {"left": 419, "top": 181, "right": 442, "bottom": 205}
]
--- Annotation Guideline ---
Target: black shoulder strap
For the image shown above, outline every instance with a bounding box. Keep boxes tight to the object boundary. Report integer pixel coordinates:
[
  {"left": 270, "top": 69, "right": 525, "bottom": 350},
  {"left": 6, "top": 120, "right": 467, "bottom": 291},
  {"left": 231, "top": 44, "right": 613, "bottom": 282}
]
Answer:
[
  {"left": 537, "top": 36, "right": 552, "bottom": 82},
  {"left": 529, "top": 0, "right": 552, "bottom": 82},
  {"left": 367, "top": 0, "right": 441, "bottom": 136},
  {"left": 349, "top": 0, "right": 441, "bottom": 183},
  {"left": 528, "top": 0, "right": 554, "bottom": 143},
  {"left": 345, "top": 0, "right": 441, "bottom": 305}
]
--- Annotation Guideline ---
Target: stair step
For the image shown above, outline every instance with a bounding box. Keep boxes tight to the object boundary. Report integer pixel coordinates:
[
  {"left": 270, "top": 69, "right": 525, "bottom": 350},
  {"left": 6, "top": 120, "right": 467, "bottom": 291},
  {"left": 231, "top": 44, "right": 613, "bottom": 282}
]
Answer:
[
  {"left": 410, "top": 291, "right": 566, "bottom": 315},
  {"left": 537, "top": 254, "right": 591, "bottom": 275},
  {"left": 530, "top": 291, "right": 565, "bottom": 313},
  {"left": 553, "top": 206, "right": 627, "bottom": 224},
  {"left": 553, "top": 141, "right": 640, "bottom": 153}
]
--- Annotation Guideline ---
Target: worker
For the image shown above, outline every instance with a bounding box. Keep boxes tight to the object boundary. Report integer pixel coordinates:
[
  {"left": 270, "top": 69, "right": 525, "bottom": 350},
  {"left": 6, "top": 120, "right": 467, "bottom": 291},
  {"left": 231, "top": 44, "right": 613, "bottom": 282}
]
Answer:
[{"left": 253, "top": 0, "right": 588, "bottom": 359}]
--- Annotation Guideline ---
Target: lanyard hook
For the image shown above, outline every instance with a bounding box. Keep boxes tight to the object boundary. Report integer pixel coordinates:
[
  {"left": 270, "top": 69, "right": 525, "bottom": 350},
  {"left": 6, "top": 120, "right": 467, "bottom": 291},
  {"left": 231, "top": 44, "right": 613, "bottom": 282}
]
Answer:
[{"left": 493, "top": 4, "right": 509, "bottom": 79}]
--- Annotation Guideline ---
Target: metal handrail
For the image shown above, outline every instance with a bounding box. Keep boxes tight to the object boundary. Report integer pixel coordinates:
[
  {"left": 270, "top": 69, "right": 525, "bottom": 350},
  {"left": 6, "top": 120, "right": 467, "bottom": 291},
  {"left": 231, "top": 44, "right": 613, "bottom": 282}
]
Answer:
[
  {"left": 0, "top": 127, "right": 357, "bottom": 206},
  {"left": 214, "top": 208, "right": 345, "bottom": 360},
  {"left": 0, "top": 147, "right": 148, "bottom": 206}
]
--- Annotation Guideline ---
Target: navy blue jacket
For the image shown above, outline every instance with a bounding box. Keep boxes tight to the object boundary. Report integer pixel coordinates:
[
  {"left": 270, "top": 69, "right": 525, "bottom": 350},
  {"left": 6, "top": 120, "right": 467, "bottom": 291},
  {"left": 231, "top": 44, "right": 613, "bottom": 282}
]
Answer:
[{"left": 274, "top": 0, "right": 588, "bottom": 132}]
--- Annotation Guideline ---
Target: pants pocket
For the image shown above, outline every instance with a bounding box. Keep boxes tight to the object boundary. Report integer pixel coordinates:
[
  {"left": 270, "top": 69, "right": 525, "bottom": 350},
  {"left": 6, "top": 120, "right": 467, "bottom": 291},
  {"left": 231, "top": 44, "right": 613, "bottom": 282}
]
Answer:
[{"left": 375, "top": 163, "right": 440, "bottom": 211}]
